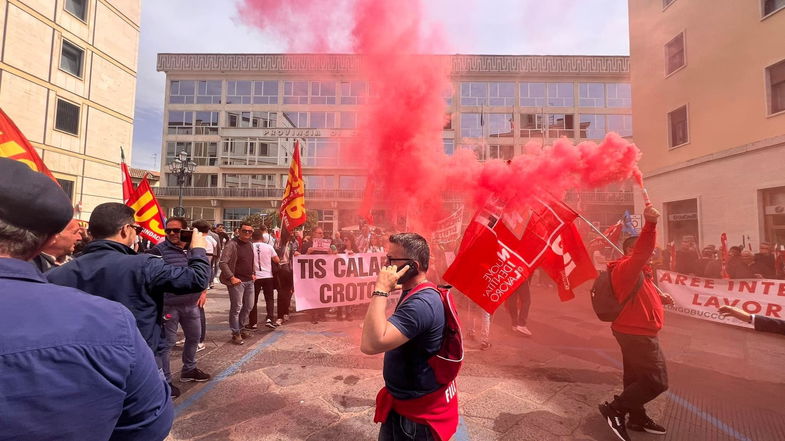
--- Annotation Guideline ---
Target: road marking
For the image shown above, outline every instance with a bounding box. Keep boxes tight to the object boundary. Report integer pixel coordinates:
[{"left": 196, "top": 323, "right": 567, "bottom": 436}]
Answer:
[
  {"left": 175, "top": 331, "right": 285, "bottom": 416},
  {"left": 454, "top": 416, "right": 471, "bottom": 441}
]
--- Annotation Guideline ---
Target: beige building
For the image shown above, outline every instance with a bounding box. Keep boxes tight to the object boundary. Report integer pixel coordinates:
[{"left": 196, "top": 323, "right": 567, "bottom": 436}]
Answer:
[
  {"left": 629, "top": 0, "right": 785, "bottom": 248},
  {"left": 156, "top": 53, "right": 634, "bottom": 232},
  {"left": 0, "top": 0, "right": 140, "bottom": 219}
]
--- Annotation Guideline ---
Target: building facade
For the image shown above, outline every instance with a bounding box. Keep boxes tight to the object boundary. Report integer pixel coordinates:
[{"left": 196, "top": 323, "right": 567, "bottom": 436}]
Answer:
[
  {"left": 629, "top": 0, "right": 785, "bottom": 248},
  {"left": 0, "top": 0, "right": 140, "bottom": 218},
  {"left": 156, "top": 53, "right": 634, "bottom": 233}
]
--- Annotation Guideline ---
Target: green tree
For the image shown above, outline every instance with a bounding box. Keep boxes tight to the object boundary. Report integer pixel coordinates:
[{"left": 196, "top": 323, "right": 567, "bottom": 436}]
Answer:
[{"left": 242, "top": 209, "right": 319, "bottom": 232}]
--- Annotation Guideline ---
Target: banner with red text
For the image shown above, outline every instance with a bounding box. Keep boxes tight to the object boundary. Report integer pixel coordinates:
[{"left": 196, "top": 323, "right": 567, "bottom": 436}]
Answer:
[
  {"left": 293, "top": 253, "right": 401, "bottom": 310},
  {"left": 657, "top": 270, "right": 785, "bottom": 328}
]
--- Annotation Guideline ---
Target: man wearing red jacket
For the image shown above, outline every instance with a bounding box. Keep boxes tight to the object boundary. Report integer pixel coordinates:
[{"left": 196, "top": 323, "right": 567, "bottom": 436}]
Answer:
[{"left": 599, "top": 205, "right": 674, "bottom": 441}]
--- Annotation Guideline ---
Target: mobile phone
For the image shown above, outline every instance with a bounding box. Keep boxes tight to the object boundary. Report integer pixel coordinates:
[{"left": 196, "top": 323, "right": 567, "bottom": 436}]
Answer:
[{"left": 179, "top": 229, "right": 193, "bottom": 244}]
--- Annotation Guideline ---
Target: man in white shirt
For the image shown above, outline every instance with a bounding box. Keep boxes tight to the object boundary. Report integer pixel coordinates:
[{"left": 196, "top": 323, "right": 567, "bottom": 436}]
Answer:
[{"left": 250, "top": 228, "right": 280, "bottom": 329}]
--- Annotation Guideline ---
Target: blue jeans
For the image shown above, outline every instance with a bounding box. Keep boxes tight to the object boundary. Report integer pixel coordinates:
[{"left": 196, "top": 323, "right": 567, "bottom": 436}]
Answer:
[
  {"left": 161, "top": 303, "right": 201, "bottom": 381},
  {"left": 228, "top": 280, "right": 254, "bottom": 333},
  {"left": 379, "top": 411, "right": 434, "bottom": 441}
]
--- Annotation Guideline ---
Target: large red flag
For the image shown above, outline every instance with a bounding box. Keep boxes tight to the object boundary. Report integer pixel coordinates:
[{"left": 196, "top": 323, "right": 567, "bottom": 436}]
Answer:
[
  {"left": 0, "top": 108, "right": 57, "bottom": 181},
  {"left": 120, "top": 147, "right": 135, "bottom": 204},
  {"left": 443, "top": 194, "right": 578, "bottom": 314},
  {"left": 539, "top": 223, "right": 598, "bottom": 301},
  {"left": 590, "top": 220, "right": 623, "bottom": 248},
  {"left": 127, "top": 175, "right": 166, "bottom": 243},
  {"left": 279, "top": 140, "right": 306, "bottom": 232}
]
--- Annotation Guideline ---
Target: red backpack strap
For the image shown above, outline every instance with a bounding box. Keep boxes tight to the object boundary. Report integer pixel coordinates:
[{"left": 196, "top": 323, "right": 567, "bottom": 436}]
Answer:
[{"left": 396, "top": 281, "right": 439, "bottom": 308}]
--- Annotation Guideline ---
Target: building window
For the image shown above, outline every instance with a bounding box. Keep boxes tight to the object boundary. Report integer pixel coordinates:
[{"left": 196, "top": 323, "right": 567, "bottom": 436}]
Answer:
[
  {"left": 579, "top": 114, "right": 606, "bottom": 139},
  {"left": 339, "top": 175, "right": 366, "bottom": 190},
  {"left": 284, "top": 81, "right": 309, "bottom": 104},
  {"left": 282, "top": 111, "right": 308, "bottom": 128},
  {"left": 166, "top": 142, "right": 191, "bottom": 162},
  {"left": 489, "top": 82, "right": 515, "bottom": 106},
  {"left": 196, "top": 80, "right": 222, "bottom": 104},
  {"left": 668, "top": 105, "right": 689, "bottom": 147},
  {"left": 310, "top": 111, "right": 337, "bottom": 129},
  {"left": 606, "top": 83, "right": 632, "bottom": 108},
  {"left": 310, "top": 81, "right": 337, "bottom": 104},
  {"left": 767, "top": 59, "right": 785, "bottom": 114},
  {"left": 194, "top": 111, "right": 219, "bottom": 134},
  {"left": 520, "top": 83, "right": 546, "bottom": 107},
  {"left": 221, "top": 138, "right": 279, "bottom": 166},
  {"left": 547, "top": 83, "right": 574, "bottom": 107},
  {"left": 226, "top": 111, "right": 276, "bottom": 128},
  {"left": 255, "top": 81, "right": 278, "bottom": 104},
  {"left": 56, "top": 178, "right": 75, "bottom": 200},
  {"left": 607, "top": 114, "right": 633, "bottom": 137},
  {"left": 519, "top": 113, "right": 545, "bottom": 138},
  {"left": 547, "top": 114, "right": 574, "bottom": 138},
  {"left": 460, "top": 113, "right": 483, "bottom": 138},
  {"left": 192, "top": 142, "right": 218, "bottom": 166},
  {"left": 55, "top": 99, "right": 79, "bottom": 135},
  {"left": 340, "top": 81, "right": 367, "bottom": 105},
  {"left": 167, "top": 111, "right": 193, "bottom": 135},
  {"left": 340, "top": 111, "right": 357, "bottom": 129},
  {"left": 65, "top": 0, "right": 86, "bottom": 21},
  {"left": 223, "top": 208, "right": 262, "bottom": 231},
  {"left": 459, "top": 82, "right": 514, "bottom": 106},
  {"left": 224, "top": 174, "right": 275, "bottom": 188},
  {"left": 443, "top": 113, "right": 452, "bottom": 130},
  {"left": 303, "top": 175, "right": 336, "bottom": 189},
  {"left": 460, "top": 144, "right": 487, "bottom": 161},
  {"left": 443, "top": 87, "right": 453, "bottom": 106},
  {"left": 302, "top": 138, "right": 340, "bottom": 167},
  {"left": 60, "top": 40, "right": 83, "bottom": 77},
  {"left": 167, "top": 173, "right": 218, "bottom": 187},
  {"left": 665, "top": 33, "right": 685, "bottom": 75},
  {"left": 443, "top": 139, "right": 455, "bottom": 155},
  {"left": 226, "top": 80, "right": 253, "bottom": 104},
  {"left": 170, "top": 80, "right": 195, "bottom": 104},
  {"left": 488, "top": 114, "right": 513, "bottom": 137},
  {"left": 489, "top": 144, "right": 514, "bottom": 160},
  {"left": 579, "top": 83, "right": 605, "bottom": 107},
  {"left": 460, "top": 82, "right": 488, "bottom": 106},
  {"left": 763, "top": 0, "right": 785, "bottom": 16}
]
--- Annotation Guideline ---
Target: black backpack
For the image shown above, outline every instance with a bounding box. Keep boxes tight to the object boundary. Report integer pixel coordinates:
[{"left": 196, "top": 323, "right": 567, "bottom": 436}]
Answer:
[{"left": 590, "top": 267, "right": 644, "bottom": 322}]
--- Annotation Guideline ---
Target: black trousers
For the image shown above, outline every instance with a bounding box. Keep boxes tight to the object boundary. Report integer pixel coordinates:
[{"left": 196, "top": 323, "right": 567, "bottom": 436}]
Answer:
[
  {"left": 611, "top": 331, "right": 669, "bottom": 421},
  {"left": 276, "top": 264, "right": 294, "bottom": 318},
  {"left": 250, "top": 278, "right": 276, "bottom": 325},
  {"left": 505, "top": 279, "right": 531, "bottom": 326}
]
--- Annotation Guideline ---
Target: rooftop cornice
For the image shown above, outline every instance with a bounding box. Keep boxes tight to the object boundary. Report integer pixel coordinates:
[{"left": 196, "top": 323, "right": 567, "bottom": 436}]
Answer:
[{"left": 157, "top": 53, "right": 629, "bottom": 75}]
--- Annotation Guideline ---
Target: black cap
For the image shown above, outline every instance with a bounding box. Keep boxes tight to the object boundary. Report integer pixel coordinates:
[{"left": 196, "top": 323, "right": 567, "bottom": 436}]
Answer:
[{"left": 0, "top": 158, "right": 73, "bottom": 235}]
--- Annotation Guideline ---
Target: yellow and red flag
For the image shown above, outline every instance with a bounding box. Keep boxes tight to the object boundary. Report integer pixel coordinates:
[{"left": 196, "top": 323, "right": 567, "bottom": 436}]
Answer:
[
  {"left": 279, "top": 140, "right": 306, "bottom": 232},
  {"left": 128, "top": 174, "right": 166, "bottom": 243},
  {"left": 0, "top": 108, "right": 56, "bottom": 181}
]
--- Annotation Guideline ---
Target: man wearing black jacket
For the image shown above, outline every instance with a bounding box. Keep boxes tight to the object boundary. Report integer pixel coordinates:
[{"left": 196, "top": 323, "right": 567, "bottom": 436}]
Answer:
[
  {"left": 47, "top": 203, "right": 210, "bottom": 398},
  {"left": 718, "top": 306, "right": 785, "bottom": 335},
  {"left": 148, "top": 217, "right": 211, "bottom": 387}
]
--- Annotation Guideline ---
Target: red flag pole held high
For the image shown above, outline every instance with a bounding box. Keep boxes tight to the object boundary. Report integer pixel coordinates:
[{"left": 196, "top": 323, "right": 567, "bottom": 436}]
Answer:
[{"left": 120, "top": 147, "right": 135, "bottom": 204}]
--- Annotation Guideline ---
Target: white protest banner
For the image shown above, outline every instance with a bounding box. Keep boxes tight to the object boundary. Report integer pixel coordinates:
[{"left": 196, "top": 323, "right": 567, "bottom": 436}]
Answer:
[
  {"left": 657, "top": 270, "right": 785, "bottom": 328},
  {"left": 293, "top": 253, "right": 400, "bottom": 311},
  {"left": 312, "top": 238, "right": 332, "bottom": 252}
]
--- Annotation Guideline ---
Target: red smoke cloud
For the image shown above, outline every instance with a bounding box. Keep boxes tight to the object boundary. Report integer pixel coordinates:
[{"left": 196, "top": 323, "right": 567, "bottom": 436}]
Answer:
[{"left": 237, "top": 0, "right": 643, "bottom": 234}]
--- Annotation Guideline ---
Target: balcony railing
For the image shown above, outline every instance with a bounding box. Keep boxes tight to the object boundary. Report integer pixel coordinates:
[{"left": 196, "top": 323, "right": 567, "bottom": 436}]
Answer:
[{"left": 153, "top": 186, "right": 364, "bottom": 200}]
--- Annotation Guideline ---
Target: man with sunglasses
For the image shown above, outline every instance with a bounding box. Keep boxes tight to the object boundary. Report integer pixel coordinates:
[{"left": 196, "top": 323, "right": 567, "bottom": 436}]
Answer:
[
  {"left": 48, "top": 203, "right": 211, "bottom": 399},
  {"left": 219, "top": 222, "right": 256, "bottom": 345}
]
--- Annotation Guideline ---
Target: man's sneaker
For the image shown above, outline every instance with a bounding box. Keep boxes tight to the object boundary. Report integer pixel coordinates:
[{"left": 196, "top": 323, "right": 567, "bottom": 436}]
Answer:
[
  {"left": 628, "top": 417, "right": 667, "bottom": 435},
  {"left": 599, "top": 402, "right": 631, "bottom": 441},
  {"left": 175, "top": 338, "right": 185, "bottom": 346},
  {"left": 265, "top": 319, "right": 277, "bottom": 329},
  {"left": 275, "top": 318, "right": 284, "bottom": 326},
  {"left": 514, "top": 325, "right": 533, "bottom": 336},
  {"left": 169, "top": 382, "right": 181, "bottom": 399},
  {"left": 196, "top": 342, "right": 206, "bottom": 352},
  {"left": 231, "top": 333, "right": 244, "bottom": 345},
  {"left": 480, "top": 341, "right": 491, "bottom": 351},
  {"left": 244, "top": 324, "right": 258, "bottom": 330},
  {"left": 180, "top": 368, "right": 211, "bottom": 383},
  {"left": 240, "top": 329, "right": 251, "bottom": 339}
]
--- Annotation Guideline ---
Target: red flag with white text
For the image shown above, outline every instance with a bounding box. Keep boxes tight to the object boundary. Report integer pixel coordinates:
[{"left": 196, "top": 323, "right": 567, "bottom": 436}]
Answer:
[
  {"left": 443, "top": 194, "right": 578, "bottom": 314},
  {"left": 539, "top": 222, "right": 598, "bottom": 301}
]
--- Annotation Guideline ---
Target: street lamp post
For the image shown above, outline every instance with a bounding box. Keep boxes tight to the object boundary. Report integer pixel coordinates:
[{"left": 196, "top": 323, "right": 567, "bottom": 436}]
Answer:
[{"left": 168, "top": 150, "right": 196, "bottom": 218}]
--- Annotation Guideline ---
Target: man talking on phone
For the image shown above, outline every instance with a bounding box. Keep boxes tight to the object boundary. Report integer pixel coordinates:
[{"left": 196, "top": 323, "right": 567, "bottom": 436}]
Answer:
[
  {"left": 48, "top": 203, "right": 211, "bottom": 399},
  {"left": 361, "top": 233, "right": 456, "bottom": 441}
]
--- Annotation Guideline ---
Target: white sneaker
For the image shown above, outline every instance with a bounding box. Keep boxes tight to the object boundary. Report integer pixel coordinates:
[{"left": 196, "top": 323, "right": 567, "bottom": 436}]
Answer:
[
  {"left": 175, "top": 338, "right": 185, "bottom": 346},
  {"left": 515, "top": 326, "right": 532, "bottom": 336},
  {"left": 196, "top": 342, "right": 206, "bottom": 352},
  {"left": 275, "top": 318, "right": 283, "bottom": 326}
]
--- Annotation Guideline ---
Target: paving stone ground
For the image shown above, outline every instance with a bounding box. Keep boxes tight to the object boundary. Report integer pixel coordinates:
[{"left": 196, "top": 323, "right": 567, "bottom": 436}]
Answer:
[{"left": 165, "top": 282, "right": 785, "bottom": 441}]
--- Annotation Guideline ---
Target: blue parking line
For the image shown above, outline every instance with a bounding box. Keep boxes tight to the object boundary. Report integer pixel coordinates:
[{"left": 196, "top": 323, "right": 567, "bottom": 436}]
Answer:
[
  {"left": 175, "top": 331, "right": 285, "bottom": 416},
  {"left": 454, "top": 416, "right": 471, "bottom": 441}
]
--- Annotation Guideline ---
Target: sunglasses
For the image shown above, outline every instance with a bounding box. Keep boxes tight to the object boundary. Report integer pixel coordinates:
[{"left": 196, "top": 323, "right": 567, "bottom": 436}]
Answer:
[
  {"left": 128, "top": 224, "right": 144, "bottom": 234},
  {"left": 386, "top": 256, "right": 413, "bottom": 265},
  {"left": 164, "top": 228, "right": 182, "bottom": 234},
  {"left": 240, "top": 229, "right": 254, "bottom": 233}
]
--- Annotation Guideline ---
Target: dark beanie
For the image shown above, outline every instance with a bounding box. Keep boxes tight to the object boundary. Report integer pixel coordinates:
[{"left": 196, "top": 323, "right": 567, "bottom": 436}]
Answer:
[{"left": 0, "top": 158, "right": 73, "bottom": 235}]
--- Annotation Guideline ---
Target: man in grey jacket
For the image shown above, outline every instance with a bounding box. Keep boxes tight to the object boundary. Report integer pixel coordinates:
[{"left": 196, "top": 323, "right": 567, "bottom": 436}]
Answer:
[{"left": 220, "top": 221, "right": 256, "bottom": 345}]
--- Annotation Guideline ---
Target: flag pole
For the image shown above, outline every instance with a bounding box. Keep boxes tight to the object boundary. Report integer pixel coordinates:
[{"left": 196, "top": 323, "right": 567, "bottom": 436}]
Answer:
[{"left": 576, "top": 213, "right": 624, "bottom": 255}]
